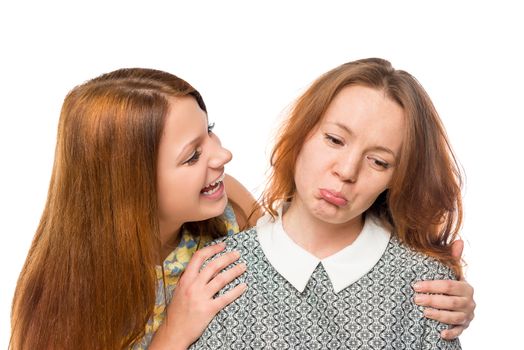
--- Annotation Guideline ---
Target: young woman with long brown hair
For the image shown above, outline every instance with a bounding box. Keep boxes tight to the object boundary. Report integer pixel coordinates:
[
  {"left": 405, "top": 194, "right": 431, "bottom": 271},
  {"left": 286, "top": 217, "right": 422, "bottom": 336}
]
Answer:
[
  {"left": 10, "top": 68, "right": 257, "bottom": 349},
  {"left": 191, "top": 58, "right": 471, "bottom": 349}
]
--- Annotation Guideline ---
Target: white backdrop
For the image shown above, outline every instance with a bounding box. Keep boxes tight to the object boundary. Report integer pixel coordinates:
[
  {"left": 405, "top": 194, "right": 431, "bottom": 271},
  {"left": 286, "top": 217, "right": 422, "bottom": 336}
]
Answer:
[{"left": 1, "top": 1, "right": 522, "bottom": 348}]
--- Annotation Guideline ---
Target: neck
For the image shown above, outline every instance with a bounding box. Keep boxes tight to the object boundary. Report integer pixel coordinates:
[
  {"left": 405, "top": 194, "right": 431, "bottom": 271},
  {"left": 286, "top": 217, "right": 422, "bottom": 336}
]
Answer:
[
  {"left": 282, "top": 199, "right": 364, "bottom": 259},
  {"left": 158, "top": 220, "right": 183, "bottom": 263}
]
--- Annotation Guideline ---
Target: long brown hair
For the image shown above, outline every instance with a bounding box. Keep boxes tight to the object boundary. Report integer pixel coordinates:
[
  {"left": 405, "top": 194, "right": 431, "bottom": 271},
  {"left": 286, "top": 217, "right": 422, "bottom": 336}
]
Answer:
[
  {"left": 264, "top": 58, "right": 463, "bottom": 277},
  {"left": 11, "top": 68, "right": 227, "bottom": 349}
]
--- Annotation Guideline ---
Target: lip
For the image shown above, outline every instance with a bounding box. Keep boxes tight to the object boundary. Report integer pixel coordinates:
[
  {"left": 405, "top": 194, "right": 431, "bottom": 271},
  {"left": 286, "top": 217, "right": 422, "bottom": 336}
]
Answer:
[
  {"left": 201, "top": 181, "right": 225, "bottom": 200},
  {"left": 319, "top": 188, "right": 348, "bottom": 207},
  {"left": 200, "top": 173, "right": 226, "bottom": 200},
  {"left": 203, "top": 173, "right": 225, "bottom": 189}
]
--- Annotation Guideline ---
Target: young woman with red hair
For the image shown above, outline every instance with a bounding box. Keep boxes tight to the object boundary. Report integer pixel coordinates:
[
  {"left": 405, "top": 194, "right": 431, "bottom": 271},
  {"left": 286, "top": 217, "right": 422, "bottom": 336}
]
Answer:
[{"left": 191, "top": 58, "right": 473, "bottom": 349}]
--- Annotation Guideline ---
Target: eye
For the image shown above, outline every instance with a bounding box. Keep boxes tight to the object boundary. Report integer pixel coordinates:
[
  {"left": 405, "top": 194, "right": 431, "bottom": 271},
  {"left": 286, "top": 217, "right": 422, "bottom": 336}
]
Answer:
[
  {"left": 367, "top": 156, "right": 391, "bottom": 170},
  {"left": 324, "top": 133, "right": 344, "bottom": 146},
  {"left": 207, "top": 122, "right": 215, "bottom": 134},
  {"left": 184, "top": 148, "right": 202, "bottom": 165}
]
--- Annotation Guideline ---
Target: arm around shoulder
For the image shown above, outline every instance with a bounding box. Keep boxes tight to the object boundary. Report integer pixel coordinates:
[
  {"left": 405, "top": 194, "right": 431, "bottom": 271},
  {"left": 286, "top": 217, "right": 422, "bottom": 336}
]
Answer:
[
  {"left": 413, "top": 240, "right": 475, "bottom": 340},
  {"left": 416, "top": 259, "right": 463, "bottom": 349},
  {"left": 224, "top": 174, "right": 263, "bottom": 229}
]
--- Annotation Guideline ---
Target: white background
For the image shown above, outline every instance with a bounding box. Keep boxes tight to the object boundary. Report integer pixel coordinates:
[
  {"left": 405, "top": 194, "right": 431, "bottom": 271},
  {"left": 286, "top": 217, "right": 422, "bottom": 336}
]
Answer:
[{"left": 1, "top": 1, "right": 522, "bottom": 348}]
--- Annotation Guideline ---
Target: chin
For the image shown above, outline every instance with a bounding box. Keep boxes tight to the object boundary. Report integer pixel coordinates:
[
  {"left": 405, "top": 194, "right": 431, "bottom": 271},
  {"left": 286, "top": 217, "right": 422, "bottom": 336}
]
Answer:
[
  {"left": 311, "top": 204, "right": 339, "bottom": 222},
  {"left": 205, "top": 195, "right": 229, "bottom": 218},
  {"left": 311, "top": 203, "right": 356, "bottom": 225}
]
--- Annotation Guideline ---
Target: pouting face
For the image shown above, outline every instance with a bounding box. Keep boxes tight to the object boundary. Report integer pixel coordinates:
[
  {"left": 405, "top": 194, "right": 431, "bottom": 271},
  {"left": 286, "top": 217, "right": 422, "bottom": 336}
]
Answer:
[
  {"left": 157, "top": 96, "right": 232, "bottom": 233},
  {"left": 292, "top": 85, "right": 405, "bottom": 226}
]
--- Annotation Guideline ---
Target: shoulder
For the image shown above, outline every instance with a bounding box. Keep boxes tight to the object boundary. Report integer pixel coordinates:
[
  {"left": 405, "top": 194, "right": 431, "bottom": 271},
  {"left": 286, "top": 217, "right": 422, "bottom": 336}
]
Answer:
[
  {"left": 204, "top": 227, "right": 259, "bottom": 260},
  {"left": 386, "top": 236, "right": 458, "bottom": 282},
  {"left": 211, "top": 226, "right": 257, "bottom": 245}
]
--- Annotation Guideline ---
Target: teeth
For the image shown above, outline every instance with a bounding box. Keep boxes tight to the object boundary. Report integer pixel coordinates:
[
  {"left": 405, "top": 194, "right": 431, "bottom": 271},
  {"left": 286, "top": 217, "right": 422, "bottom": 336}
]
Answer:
[
  {"left": 212, "top": 173, "right": 225, "bottom": 187},
  {"left": 206, "top": 173, "right": 225, "bottom": 188},
  {"left": 202, "top": 184, "right": 221, "bottom": 195},
  {"left": 201, "top": 173, "right": 225, "bottom": 195}
]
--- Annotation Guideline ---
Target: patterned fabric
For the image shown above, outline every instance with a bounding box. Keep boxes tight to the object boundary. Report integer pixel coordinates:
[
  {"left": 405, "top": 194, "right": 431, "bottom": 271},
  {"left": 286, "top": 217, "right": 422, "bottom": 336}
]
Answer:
[
  {"left": 131, "top": 203, "right": 239, "bottom": 349},
  {"left": 190, "top": 228, "right": 461, "bottom": 350}
]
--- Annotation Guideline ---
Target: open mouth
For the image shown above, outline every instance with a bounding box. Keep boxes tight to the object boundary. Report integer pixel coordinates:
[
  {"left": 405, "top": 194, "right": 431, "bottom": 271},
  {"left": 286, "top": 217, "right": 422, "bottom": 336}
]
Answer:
[{"left": 200, "top": 173, "right": 225, "bottom": 196}]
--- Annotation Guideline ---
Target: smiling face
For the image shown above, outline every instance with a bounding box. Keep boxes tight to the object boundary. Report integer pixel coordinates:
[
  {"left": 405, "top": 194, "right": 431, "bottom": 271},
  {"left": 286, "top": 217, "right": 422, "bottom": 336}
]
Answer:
[
  {"left": 291, "top": 85, "right": 405, "bottom": 226},
  {"left": 156, "top": 96, "right": 232, "bottom": 237}
]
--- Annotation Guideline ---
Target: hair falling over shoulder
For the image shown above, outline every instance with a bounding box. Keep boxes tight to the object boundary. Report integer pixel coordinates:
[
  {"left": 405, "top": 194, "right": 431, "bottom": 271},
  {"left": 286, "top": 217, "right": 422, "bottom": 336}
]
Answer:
[
  {"left": 10, "top": 68, "right": 222, "bottom": 349},
  {"left": 263, "top": 58, "right": 464, "bottom": 278}
]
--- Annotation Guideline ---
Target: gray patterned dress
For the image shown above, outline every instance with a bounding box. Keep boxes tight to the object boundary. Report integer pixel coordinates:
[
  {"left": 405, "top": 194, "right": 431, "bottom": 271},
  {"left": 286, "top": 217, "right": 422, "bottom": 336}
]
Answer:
[{"left": 190, "top": 217, "right": 460, "bottom": 350}]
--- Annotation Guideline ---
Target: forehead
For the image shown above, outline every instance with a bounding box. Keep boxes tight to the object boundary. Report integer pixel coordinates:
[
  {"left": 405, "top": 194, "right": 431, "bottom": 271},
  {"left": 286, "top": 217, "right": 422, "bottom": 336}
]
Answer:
[
  {"left": 161, "top": 96, "right": 207, "bottom": 144},
  {"left": 167, "top": 95, "right": 206, "bottom": 118},
  {"left": 164, "top": 96, "right": 206, "bottom": 128},
  {"left": 321, "top": 85, "right": 405, "bottom": 150},
  {"left": 326, "top": 85, "right": 401, "bottom": 118}
]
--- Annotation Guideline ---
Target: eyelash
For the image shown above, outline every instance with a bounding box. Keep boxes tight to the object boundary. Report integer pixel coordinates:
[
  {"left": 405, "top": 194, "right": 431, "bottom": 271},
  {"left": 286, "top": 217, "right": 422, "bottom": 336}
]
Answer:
[
  {"left": 183, "top": 123, "right": 215, "bottom": 166},
  {"left": 325, "top": 133, "right": 391, "bottom": 170},
  {"left": 369, "top": 157, "right": 390, "bottom": 169},
  {"left": 184, "top": 149, "right": 202, "bottom": 165},
  {"left": 324, "top": 134, "right": 344, "bottom": 146}
]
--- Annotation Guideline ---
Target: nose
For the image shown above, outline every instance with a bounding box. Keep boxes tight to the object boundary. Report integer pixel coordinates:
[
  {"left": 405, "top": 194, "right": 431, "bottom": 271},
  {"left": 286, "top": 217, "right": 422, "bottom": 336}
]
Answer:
[
  {"left": 208, "top": 138, "right": 232, "bottom": 169},
  {"left": 332, "top": 153, "right": 359, "bottom": 183}
]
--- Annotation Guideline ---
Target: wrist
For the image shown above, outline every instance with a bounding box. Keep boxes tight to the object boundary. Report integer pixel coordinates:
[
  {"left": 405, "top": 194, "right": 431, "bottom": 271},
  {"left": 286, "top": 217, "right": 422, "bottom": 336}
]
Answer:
[{"left": 149, "top": 322, "right": 190, "bottom": 350}]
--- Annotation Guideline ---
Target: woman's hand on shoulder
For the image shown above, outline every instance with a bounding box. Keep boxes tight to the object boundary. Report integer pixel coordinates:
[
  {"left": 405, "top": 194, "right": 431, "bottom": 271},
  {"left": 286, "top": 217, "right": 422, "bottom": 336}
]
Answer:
[
  {"left": 413, "top": 239, "right": 475, "bottom": 340},
  {"left": 149, "top": 242, "right": 247, "bottom": 350}
]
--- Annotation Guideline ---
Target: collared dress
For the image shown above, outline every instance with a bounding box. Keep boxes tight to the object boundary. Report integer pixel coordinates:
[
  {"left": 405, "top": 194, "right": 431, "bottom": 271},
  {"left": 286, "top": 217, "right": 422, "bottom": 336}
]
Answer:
[
  {"left": 190, "top": 211, "right": 461, "bottom": 350},
  {"left": 131, "top": 203, "right": 239, "bottom": 349}
]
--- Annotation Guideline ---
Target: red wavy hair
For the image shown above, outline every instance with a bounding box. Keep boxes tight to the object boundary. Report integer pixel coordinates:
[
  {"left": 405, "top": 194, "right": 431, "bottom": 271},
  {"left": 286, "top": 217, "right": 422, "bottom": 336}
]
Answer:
[
  {"left": 263, "top": 58, "right": 463, "bottom": 277},
  {"left": 11, "top": 68, "right": 227, "bottom": 349}
]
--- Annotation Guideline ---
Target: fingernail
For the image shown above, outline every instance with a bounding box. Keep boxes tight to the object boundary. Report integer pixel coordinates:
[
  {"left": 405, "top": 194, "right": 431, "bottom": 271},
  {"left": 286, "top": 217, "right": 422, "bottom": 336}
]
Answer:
[
  {"left": 240, "top": 263, "right": 247, "bottom": 270},
  {"left": 219, "top": 242, "right": 226, "bottom": 248},
  {"left": 412, "top": 282, "right": 421, "bottom": 291},
  {"left": 414, "top": 294, "right": 422, "bottom": 303},
  {"left": 423, "top": 308, "right": 432, "bottom": 317},
  {"left": 234, "top": 250, "right": 241, "bottom": 258}
]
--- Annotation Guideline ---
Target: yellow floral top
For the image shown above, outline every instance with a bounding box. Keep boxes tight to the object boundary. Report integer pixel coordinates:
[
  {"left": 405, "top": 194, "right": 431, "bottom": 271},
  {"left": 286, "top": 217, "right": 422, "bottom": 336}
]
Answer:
[{"left": 131, "top": 204, "right": 239, "bottom": 349}]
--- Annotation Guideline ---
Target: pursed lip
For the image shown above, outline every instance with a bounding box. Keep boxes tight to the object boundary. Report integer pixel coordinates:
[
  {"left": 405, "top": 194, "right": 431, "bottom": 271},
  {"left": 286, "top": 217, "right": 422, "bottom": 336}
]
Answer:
[{"left": 319, "top": 188, "right": 349, "bottom": 207}]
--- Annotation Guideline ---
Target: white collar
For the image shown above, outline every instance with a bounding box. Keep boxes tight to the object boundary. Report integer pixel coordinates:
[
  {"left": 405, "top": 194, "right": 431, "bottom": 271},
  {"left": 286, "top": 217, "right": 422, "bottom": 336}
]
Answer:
[{"left": 256, "top": 208, "right": 391, "bottom": 293}]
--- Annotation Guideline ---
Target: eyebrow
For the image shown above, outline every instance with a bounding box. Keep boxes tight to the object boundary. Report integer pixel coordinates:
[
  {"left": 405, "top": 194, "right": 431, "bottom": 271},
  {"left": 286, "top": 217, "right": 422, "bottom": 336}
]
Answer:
[
  {"left": 330, "top": 121, "right": 354, "bottom": 136},
  {"left": 372, "top": 145, "right": 397, "bottom": 160},
  {"left": 328, "top": 121, "right": 398, "bottom": 160}
]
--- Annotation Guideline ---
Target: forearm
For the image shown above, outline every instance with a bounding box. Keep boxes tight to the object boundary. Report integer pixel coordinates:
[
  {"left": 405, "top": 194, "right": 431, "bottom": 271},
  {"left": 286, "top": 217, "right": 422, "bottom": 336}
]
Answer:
[{"left": 224, "top": 174, "right": 262, "bottom": 228}]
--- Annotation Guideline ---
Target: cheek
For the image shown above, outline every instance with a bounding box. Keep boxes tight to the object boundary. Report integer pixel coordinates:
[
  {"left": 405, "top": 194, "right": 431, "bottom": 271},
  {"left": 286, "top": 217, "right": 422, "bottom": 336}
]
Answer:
[
  {"left": 157, "top": 170, "right": 198, "bottom": 213},
  {"left": 157, "top": 180, "right": 183, "bottom": 217},
  {"left": 359, "top": 172, "right": 393, "bottom": 203},
  {"left": 294, "top": 153, "right": 315, "bottom": 190},
  {"left": 295, "top": 141, "right": 323, "bottom": 179}
]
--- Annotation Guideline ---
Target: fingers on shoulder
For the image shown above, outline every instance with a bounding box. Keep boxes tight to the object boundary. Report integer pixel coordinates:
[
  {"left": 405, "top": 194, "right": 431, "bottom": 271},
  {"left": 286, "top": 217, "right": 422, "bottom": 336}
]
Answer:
[
  {"left": 440, "top": 325, "right": 464, "bottom": 340},
  {"left": 200, "top": 249, "right": 241, "bottom": 279},
  {"left": 185, "top": 242, "right": 227, "bottom": 276},
  {"left": 424, "top": 308, "right": 469, "bottom": 326},
  {"left": 207, "top": 262, "right": 247, "bottom": 292},
  {"left": 213, "top": 283, "right": 248, "bottom": 310},
  {"left": 415, "top": 279, "right": 471, "bottom": 297}
]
